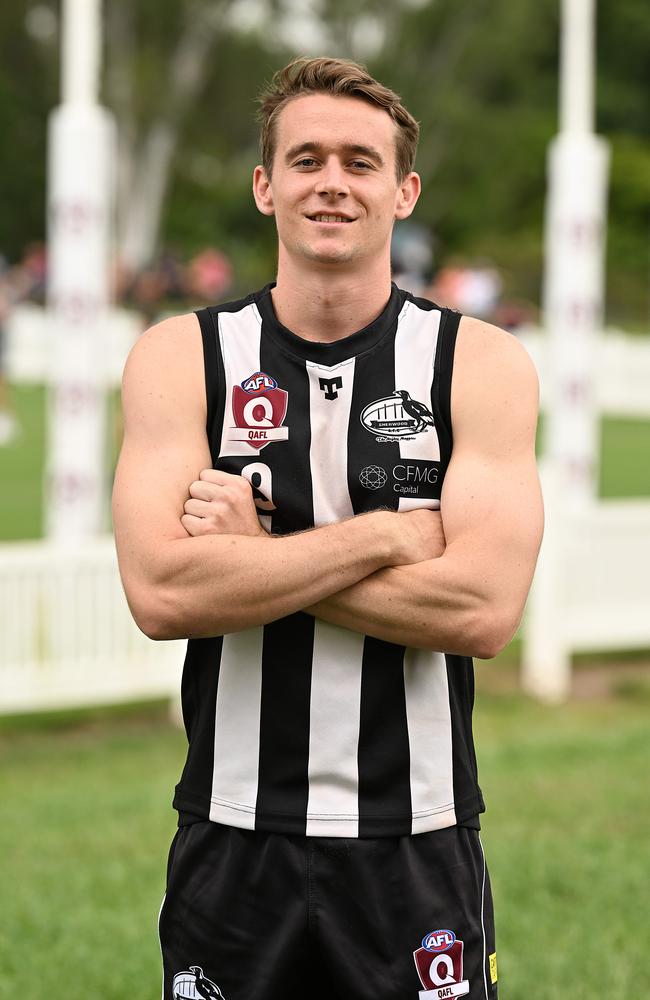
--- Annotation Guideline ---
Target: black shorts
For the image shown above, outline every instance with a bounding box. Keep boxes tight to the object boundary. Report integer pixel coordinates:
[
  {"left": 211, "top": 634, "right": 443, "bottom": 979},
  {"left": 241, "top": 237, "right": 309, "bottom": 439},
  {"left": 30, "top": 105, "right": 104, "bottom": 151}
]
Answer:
[{"left": 159, "top": 821, "right": 498, "bottom": 1000}]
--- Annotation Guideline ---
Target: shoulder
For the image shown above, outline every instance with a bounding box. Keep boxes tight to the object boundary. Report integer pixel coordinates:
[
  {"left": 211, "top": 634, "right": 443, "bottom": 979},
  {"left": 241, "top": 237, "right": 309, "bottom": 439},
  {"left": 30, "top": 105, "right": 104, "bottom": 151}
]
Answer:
[
  {"left": 123, "top": 312, "right": 202, "bottom": 384},
  {"left": 451, "top": 315, "right": 540, "bottom": 446},
  {"left": 125, "top": 311, "right": 202, "bottom": 366},
  {"left": 454, "top": 316, "right": 539, "bottom": 397},
  {"left": 121, "top": 312, "right": 205, "bottom": 420},
  {"left": 454, "top": 314, "right": 538, "bottom": 388}
]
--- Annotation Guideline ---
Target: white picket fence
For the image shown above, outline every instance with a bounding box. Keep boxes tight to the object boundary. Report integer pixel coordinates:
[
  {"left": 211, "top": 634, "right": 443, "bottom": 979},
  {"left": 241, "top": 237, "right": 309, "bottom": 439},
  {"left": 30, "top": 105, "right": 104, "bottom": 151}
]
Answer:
[
  {"left": 4, "top": 303, "right": 143, "bottom": 386},
  {"left": 0, "top": 538, "right": 185, "bottom": 714},
  {"left": 1, "top": 309, "right": 649, "bottom": 710},
  {"left": 522, "top": 473, "right": 650, "bottom": 700},
  {"left": 0, "top": 508, "right": 647, "bottom": 713},
  {"left": 5, "top": 306, "right": 650, "bottom": 412}
]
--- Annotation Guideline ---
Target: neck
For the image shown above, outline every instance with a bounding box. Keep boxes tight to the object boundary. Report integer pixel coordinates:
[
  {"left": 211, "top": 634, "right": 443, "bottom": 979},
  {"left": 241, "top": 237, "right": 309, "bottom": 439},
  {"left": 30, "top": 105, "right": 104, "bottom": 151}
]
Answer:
[{"left": 271, "top": 256, "right": 393, "bottom": 343}]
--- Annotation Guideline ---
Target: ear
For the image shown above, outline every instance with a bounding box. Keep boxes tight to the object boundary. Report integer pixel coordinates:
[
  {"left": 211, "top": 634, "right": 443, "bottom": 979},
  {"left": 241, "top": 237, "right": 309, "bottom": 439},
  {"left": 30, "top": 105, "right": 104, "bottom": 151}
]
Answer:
[
  {"left": 253, "top": 165, "right": 275, "bottom": 217},
  {"left": 394, "top": 172, "right": 421, "bottom": 221}
]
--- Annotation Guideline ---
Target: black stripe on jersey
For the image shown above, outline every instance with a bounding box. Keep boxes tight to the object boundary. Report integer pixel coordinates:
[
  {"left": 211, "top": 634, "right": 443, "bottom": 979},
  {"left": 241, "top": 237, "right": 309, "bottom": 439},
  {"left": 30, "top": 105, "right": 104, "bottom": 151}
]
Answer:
[
  {"left": 260, "top": 318, "right": 314, "bottom": 535},
  {"left": 173, "top": 636, "right": 223, "bottom": 820},
  {"left": 347, "top": 327, "right": 401, "bottom": 515},
  {"left": 434, "top": 310, "right": 483, "bottom": 825},
  {"left": 347, "top": 321, "right": 412, "bottom": 834},
  {"left": 195, "top": 307, "right": 225, "bottom": 457},
  {"left": 432, "top": 308, "right": 461, "bottom": 466},
  {"left": 255, "top": 613, "right": 314, "bottom": 833},
  {"left": 445, "top": 654, "right": 485, "bottom": 826},
  {"left": 176, "top": 308, "right": 227, "bottom": 822},
  {"left": 358, "top": 637, "right": 411, "bottom": 836},
  {"left": 253, "top": 329, "right": 314, "bottom": 832}
]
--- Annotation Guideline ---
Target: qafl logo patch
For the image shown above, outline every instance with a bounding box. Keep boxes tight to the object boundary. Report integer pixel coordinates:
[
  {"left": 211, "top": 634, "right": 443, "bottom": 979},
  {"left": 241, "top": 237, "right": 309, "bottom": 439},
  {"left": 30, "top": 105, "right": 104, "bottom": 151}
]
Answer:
[
  {"left": 360, "top": 389, "right": 435, "bottom": 442},
  {"left": 228, "top": 371, "right": 289, "bottom": 451},
  {"left": 413, "top": 930, "right": 470, "bottom": 998},
  {"left": 172, "top": 965, "right": 226, "bottom": 999}
]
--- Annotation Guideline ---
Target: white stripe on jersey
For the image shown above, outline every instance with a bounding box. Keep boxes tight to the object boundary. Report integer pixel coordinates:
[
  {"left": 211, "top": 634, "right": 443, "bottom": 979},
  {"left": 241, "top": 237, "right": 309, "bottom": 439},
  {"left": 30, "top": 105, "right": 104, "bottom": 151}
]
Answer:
[
  {"left": 394, "top": 298, "right": 442, "bottom": 507},
  {"left": 394, "top": 303, "right": 455, "bottom": 831},
  {"left": 306, "top": 621, "right": 365, "bottom": 837},
  {"left": 404, "top": 648, "right": 456, "bottom": 832},
  {"left": 218, "top": 303, "right": 263, "bottom": 458},
  {"left": 306, "top": 357, "right": 362, "bottom": 835},
  {"left": 307, "top": 358, "right": 356, "bottom": 526},
  {"left": 211, "top": 304, "right": 264, "bottom": 828},
  {"left": 209, "top": 627, "right": 264, "bottom": 828}
]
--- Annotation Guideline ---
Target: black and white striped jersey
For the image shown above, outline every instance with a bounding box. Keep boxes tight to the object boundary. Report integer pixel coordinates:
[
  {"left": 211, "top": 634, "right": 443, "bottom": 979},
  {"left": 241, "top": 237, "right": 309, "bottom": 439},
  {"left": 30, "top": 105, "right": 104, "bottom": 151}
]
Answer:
[{"left": 173, "top": 282, "right": 485, "bottom": 838}]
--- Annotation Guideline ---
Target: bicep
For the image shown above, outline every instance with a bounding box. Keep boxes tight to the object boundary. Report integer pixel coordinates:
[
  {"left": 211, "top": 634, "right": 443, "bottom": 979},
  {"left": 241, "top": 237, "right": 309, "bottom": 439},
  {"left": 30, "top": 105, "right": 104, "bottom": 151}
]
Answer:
[
  {"left": 441, "top": 445, "right": 543, "bottom": 617},
  {"left": 439, "top": 320, "right": 544, "bottom": 630},
  {"left": 112, "top": 315, "right": 211, "bottom": 606}
]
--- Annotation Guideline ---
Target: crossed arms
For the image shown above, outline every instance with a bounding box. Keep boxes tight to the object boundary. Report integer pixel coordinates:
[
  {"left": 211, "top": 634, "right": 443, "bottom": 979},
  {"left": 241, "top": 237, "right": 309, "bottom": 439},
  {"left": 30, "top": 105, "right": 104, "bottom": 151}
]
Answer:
[{"left": 112, "top": 312, "right": 544, "bottom": 659}]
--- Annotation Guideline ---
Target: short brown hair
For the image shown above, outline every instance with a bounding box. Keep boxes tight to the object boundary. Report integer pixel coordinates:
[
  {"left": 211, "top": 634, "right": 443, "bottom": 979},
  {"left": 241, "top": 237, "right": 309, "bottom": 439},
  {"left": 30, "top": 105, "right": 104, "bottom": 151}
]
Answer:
[{"left": 257, "top": 56, "right": 419, "bottom": 181}]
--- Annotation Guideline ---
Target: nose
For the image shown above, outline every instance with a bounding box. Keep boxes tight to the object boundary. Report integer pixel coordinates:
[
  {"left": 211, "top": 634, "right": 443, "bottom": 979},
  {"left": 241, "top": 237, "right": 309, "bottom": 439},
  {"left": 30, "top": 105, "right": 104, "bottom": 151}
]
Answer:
[{"left": 314, "top": 157, "right": 350, "bottom": 198}]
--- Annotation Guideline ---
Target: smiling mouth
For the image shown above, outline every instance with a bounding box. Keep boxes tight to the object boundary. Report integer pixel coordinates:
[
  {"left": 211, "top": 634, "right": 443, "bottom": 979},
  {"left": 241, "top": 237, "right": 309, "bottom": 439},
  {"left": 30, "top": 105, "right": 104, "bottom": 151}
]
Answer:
[{"left": 308, "top": 214, "right": 355, "bottom": 224}]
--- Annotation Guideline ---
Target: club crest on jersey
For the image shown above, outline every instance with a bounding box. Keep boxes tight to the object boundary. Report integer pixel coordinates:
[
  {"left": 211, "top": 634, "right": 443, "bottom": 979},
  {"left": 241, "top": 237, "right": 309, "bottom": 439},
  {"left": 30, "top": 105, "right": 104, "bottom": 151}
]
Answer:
[
  {"left": 360, "top": 389, "right": 435, "bottom": 441},
  {"left": 228, "top": 371, "right": 289, "bottom": 451},
  {"left": 172, "top": 965, "right": 226, "bottom": 999},
  {"left": 413, "top": 931, "right": 469, "bottom": 999}
]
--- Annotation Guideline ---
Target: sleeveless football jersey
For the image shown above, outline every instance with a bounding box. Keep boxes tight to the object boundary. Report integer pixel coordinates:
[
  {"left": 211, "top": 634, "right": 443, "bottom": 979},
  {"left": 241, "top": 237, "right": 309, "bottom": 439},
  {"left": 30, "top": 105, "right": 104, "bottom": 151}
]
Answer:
[{"left": 173, "top": 282, "right": 485, "bottom": 837}]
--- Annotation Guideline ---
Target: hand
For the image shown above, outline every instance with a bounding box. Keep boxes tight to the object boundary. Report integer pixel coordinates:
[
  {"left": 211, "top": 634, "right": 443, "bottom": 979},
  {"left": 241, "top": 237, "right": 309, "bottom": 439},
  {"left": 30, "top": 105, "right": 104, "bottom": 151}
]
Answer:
[
  {"left": 181, "top": 469, "right": 266, "bottom": 538},
  {"left": 382, "top": 508, "right": 446, "bottom": 566}
]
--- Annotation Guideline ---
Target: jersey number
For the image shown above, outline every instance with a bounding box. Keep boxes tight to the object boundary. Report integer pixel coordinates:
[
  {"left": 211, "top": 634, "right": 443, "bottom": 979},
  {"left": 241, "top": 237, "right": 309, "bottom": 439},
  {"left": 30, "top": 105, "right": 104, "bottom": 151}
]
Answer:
[{"left": 241, "top": 462, "right": 275, "bottom": 512}]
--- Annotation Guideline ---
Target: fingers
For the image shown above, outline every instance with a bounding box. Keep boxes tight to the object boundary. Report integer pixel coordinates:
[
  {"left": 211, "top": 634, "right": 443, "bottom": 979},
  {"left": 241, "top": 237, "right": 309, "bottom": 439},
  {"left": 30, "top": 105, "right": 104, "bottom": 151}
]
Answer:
[
  {"left": 199, "top": 468, "right": 252, "bottom": 489},
  {"left": 181, "top": 513, "right": 208, "bottom": 536},
  {"left": 189, "top": 470, "right": 253, "bottom": 499},
  {"left": 183, "top": 498, "right": 210, "bottom": 517},
  {"left": 188, "top": 480, "right": 214, "bottom": 501}
]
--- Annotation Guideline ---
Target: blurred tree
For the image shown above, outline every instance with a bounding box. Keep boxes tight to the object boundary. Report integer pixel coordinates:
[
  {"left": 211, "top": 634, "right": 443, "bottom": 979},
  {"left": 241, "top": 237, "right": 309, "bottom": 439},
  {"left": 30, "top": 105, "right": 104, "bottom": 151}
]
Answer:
[
  {"left": 0, "top": 0, "right": 647, "bottom": 323},
  {"left": 107, "top": 0, "right": 240, "bottom": 274},
  {"left": 106, "top": 0, "right": 417, "bottom": 278},
  {"left": 371, "top": 0, "right": 649, "bottom": 323},
  {"left": 0, "top": 2, "right": 57, "bottom": 262}
]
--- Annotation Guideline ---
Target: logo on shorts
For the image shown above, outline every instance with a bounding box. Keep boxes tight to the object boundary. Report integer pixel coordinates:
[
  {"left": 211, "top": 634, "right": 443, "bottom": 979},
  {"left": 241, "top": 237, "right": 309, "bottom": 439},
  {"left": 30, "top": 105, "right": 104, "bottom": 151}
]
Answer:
[
  {"left": 360, "top": 389, "right": 435, "bottom": 442},
  {"left": 413, "top": 930, "right": 470, "bottom": 998},
  {"left": 172, "top": 965, "right": 226, "bottom": 999},
  {"left": 228, "top": 371, "right": 289, "bottom": 451},
  {"left": 422, "top": 930, "right": 456, "bottom": 953}
]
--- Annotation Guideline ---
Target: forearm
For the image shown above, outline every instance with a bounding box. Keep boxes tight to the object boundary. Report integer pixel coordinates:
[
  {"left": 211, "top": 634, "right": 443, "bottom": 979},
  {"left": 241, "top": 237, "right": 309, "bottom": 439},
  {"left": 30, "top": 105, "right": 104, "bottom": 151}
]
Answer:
[
  {"left": 133, "top": 512, "right": 394, "bottom": 640},
  {"left": 306, "top": 547, "right": 503, "bottom": 659}
]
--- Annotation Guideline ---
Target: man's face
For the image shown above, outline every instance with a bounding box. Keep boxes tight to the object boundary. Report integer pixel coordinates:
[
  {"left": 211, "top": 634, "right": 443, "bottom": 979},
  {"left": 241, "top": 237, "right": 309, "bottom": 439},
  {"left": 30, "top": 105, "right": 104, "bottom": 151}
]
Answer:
[{"left": 253, "top": 93, "right": 420, "bottom": 270}]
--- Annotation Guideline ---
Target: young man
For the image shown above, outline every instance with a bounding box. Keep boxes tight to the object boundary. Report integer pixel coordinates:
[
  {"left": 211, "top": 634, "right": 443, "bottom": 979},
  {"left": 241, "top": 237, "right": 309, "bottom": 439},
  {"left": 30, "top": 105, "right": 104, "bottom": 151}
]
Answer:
[{"left": 113, "top": 57, "right": 543, "bottom": 1000}]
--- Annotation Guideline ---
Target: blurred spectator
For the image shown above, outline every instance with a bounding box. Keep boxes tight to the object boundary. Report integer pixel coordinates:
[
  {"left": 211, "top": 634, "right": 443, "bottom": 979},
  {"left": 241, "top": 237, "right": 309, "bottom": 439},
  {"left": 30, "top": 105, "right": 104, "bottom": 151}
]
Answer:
[
  {"left": 157, "top": 249, "right": 188, "bottom": 302},
  {"left": 0, "top": 255, "right": 19, "bottom": 445},
  {"left": 117, "top": 245, "right": 233, "bottom": 322},
  {"left": 186, "top": 248, "right": 233, "bottom": 303},
  {"left": 15, "top": 242, "right": 48, "bottom": 303},
  {"left": 428, "top": 259, "right": 502, "bottom": 319},
  {"left": 2, "top": 240, "right": 235, "bottom": 335},
  {"left": 492, "top": 299, "right": 538, "bottom": 332},
  {"left": 391, "top": 221, "right": 434, "bottom": 296}
]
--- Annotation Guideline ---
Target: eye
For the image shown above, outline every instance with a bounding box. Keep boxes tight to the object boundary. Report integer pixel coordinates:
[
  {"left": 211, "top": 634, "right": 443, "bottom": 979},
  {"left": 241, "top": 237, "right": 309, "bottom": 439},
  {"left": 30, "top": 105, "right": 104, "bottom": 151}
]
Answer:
[
  {"left": 350, "top": 160, "right": 373, "bottom": 170},
  {"left": 294, "top": 157, "right": 318, "bottom": 168}
]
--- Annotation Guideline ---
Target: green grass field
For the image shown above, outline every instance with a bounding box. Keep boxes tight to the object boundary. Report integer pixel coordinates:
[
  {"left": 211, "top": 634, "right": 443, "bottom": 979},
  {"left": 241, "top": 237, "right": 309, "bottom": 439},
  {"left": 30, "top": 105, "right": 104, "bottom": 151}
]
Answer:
[
  {"left": 1, "top": 383, "right": 650, "bottom": 540},
  {"left": 0, "top": 691, "right": 648, "bottom": 1000},
  {"left": 1, "top": 384, "right": 649, "bottom": 998}
]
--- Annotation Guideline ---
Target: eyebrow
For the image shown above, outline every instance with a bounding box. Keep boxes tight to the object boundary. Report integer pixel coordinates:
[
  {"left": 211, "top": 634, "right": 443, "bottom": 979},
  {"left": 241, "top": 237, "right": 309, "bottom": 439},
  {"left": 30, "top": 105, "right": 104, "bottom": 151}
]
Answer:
[{"left": 284, "top": 142, "right": 385, "bottom": 167}]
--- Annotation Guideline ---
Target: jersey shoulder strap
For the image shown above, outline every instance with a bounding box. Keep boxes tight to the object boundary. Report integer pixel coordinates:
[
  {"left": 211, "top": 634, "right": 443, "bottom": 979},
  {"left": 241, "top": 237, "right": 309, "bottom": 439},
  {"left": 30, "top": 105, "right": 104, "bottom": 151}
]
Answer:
[
  {"left": 194, "top": 288, "right": 269, "bottom": 452},
  {"left": 433, "top": 307, "right": 462, "bottom": 460},
  {"left": 194, "top": 307, "right": 223, "bottom": 456}
]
